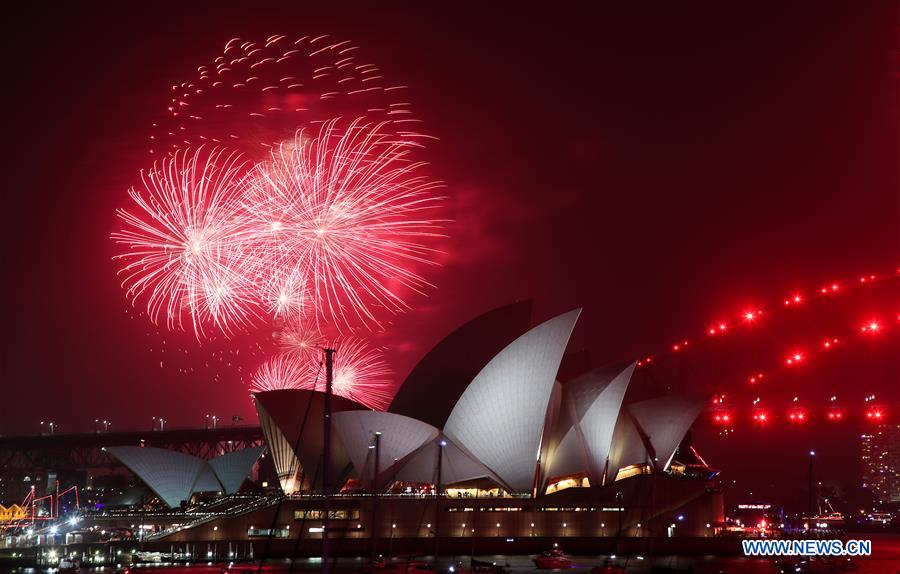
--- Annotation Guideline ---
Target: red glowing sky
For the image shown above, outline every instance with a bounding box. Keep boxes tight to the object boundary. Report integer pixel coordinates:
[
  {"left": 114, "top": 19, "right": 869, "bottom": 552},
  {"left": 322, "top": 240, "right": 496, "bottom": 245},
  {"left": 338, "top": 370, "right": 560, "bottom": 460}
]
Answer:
[{"left": 2, "top": 3, "right": 898, "bottom": 502}]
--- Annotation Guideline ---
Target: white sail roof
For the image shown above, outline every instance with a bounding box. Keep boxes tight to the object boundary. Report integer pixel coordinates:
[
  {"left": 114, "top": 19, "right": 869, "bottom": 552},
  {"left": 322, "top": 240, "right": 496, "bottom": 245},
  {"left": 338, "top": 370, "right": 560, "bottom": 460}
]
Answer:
[
  {"left": 393, "top": 435, "right": 501, "bottom": 486},
  {"left": 106, "top": 446, "right": 207, "bottom": 508},
  {"left": 193, "top": 464, "right": 224, "bottom": 493},
  {"left": 628, "top": 395, "right": 705, "bottom": 471},
  {"left": 389, "top": 301, "right": 533, "bottom": 428},
  {"left": 332, "top": 411, "right": 439, "bottom": 489},
  {"left": 209, "top": 446, "right": 265, "bottom": 494},
  {"left": 107, "top": 445, "right": 263, "bottom": 505},
  {"left": 546, "top": 362, "right": 635, "bottom": 484},
  {"left": 253, "top": 389, "right": 365, "bottom": 493},
  {"left": 444, "top": 309, "right": 581, "bottom": 492},
  {"left": 607, "top": 410, "right": 648, "bottom": 475},
  {"left": 255, "top": 398, "right": 302, "bottom": 493}
]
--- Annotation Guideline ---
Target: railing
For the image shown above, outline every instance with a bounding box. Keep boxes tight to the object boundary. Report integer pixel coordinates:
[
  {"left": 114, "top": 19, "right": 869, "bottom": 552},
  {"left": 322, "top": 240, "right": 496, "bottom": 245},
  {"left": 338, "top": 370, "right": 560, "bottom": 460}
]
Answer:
[{"left": 143, "top": 495, "right": 283, "bottom": 541}]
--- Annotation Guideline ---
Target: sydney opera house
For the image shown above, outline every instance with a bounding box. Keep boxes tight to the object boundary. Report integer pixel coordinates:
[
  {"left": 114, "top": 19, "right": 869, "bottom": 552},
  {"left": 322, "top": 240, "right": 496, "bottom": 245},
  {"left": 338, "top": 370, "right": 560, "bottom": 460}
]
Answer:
[{"left": 103, "top": 302, "right": 723, "bottom": 553}]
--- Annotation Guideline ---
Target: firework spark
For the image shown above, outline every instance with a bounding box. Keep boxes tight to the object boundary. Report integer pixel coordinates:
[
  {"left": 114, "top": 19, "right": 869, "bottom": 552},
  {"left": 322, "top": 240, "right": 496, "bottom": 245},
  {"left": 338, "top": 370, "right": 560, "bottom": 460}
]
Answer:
[
  {"left": 112, "top": 147, "right": 262, "bottom": 337},
  {"left": 327, "top": 338, "right": 394, "bottom": 410},
  {"left": 151, "top": 34, "right": 428, "bottom": 158},
  {"left": 249, "top": 353, "right": 318, "bottom": 392},
  {"left": 237, "top": 117, "right": 445, "bottom": 329},
  {"left": 275, "top": 315, "right": 325, "bottom": 359},
  {"left": 251, "top": 337, "right": 393, "bottom": 409}
]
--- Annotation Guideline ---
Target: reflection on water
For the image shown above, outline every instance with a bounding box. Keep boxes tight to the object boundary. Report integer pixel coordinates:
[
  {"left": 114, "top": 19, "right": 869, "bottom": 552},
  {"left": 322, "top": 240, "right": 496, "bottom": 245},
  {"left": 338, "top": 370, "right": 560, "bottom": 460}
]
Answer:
[{"left": 2, "top": 534, "right": 899, "bottom": 574}]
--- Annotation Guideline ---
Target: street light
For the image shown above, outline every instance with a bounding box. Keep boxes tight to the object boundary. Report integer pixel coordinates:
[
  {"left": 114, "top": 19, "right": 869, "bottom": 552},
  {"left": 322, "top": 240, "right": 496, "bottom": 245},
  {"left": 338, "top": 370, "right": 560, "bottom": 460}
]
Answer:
[
  {"left": 807, "top": 450, "right": 815, "bottom": 534},
  {"left": 616, "top": 491, "right": 624, "bottom": 538}
]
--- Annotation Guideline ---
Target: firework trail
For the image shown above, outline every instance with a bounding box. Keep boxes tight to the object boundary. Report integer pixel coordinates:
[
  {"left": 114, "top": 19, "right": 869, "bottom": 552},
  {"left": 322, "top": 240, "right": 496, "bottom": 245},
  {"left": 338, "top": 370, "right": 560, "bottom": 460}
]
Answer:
[
  {"left": 250, "top": 337, "right": 393, "bottom": 410},
  {"left": 116, "top": 34, "right": 445, "bottom": 401},
  {"left": 237, "top": 117, "right": 445, "bottom": 329},
  {"left": 275, "top": 315, "right": 325, "bottom": 359},
  {"left": 151, "top": 34, "right": 428, "bottom": 158},
  {"left": 327, "top": 337, "right": 394, "bottom": 410},
  {"left": 249, "top": 352, "right": 317, "bottom": 392},
  {"left": 112, "top": 147, "right": 262, "bottom": 337}
]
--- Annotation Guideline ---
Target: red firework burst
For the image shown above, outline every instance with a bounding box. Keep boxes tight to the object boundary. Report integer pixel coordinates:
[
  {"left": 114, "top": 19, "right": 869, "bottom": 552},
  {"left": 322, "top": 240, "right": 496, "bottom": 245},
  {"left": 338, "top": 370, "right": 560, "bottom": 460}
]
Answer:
[
  {"left": 249, "top": 353, "right": 318, "bottom": 392},
  {"left": 274, "top": 315, "right": 325, "bottom": 359},
  {"left": 112, "top": 147, "right": 262, "bottom": 337},
  {"left": 250, "top": 337, "right": 393, "bottom": 410},
  {"left": 151, "top": 34, "right": 428, "bottom": 158},
  {"left": 236, "top": 117, "right": 445, "bottom": 330},
  {"left": 327, "top": 338, "right": 394, "bottom": 410}
]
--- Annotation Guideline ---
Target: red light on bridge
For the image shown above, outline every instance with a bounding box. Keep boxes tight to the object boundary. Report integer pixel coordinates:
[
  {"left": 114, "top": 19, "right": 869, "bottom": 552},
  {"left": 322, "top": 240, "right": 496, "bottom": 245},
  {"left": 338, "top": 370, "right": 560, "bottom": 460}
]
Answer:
[
  {"left": 709, "top": 323, "right": 728, "bottom": 335},
  {"left": 744, "top": 310, "right": 760, "bottom": 322},
  {"left": 861, "top": 321, "right": 880, "bottom": 333},
  {"left": 785, "top": 352, "right": 804, "bottom": 366},
  {"left": 749, "top": 373, "right": 765, "bottom": 384},
  {"left": 713, "top": 413, "right": 733, "bottom": 425},
  {"left": 865, "top": 409, "right": 885, "bottom": 421},
  {"left": 787, "top": 410, "right": 808, "bottom": 423},
  {"left": 752, "top": 411, "right": 769, "bottom": 423},
  {"left": 784, "top": 294, "right": 803, "bottom": 306},
  {"left": 822, "top": 338, "right": 839, "bottom": 349},
  {"left": 826, "top": 410, "right": 844, "bottom": 421}
]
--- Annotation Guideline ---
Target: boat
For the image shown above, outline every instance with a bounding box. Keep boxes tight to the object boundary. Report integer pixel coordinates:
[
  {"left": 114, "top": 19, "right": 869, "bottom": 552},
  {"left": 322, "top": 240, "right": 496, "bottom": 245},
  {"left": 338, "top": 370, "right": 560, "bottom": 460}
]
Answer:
[
  {"left": 366, "top": 559, "right": 434, "bottom": 572},
  {"left": 449, "top": 558, "right": 510, "bottom": 573},
  {"left": 533, "top": 549, "right": 572, "bottom": 569},
  {"left": 57, "top": 558, "right": 82, "bottom": 573}
]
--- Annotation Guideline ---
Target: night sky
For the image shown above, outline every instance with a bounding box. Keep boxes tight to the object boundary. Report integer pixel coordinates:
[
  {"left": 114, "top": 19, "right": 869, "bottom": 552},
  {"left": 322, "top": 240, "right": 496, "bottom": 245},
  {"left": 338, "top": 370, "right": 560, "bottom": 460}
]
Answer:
[{"left": 3, "top": 2, "right": 898, "bottom": 508}]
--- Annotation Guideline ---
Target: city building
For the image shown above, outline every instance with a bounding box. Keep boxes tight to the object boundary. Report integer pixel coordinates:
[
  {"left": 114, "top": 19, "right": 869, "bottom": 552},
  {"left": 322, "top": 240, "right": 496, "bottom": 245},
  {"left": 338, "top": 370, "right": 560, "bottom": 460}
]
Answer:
[{"left": 861, "top": 423, "right": 900, "bottom": 504}]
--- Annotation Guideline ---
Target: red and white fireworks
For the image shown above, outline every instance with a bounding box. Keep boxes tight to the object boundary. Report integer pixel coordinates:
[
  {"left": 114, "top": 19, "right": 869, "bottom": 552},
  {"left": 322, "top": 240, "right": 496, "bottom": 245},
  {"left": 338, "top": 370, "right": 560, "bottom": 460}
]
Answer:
[
  {"left": 250, "top": 336, "right": 393, "bottom": 410},
  {"left": 114, "top": 35, "right": 446, "bottom": 404},
  {"left": 115, "top": 119, "right": 443, "bottom": 336},
  {"left": 236, "top": 118, "right": 444, "bottom": 329},
  {"left": 275, "top": 315, "right": 326, "bottom": 359},
  {"left": 151, "top": 34, "right": 427, "bottom": 158},
  {"left": 249, "top": 353, "right": 317, "bottom": 393},
  {"left": 112, "top": 147, "right": 262, "bottom": 337},
  {"left": 327, "top": 338, "right": 394, "bottom": 410}
]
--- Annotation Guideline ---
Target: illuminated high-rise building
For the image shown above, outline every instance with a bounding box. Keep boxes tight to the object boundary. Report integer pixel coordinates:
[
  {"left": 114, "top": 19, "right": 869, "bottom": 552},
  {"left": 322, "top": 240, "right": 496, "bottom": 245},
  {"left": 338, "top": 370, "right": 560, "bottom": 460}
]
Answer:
[{"left": 861, "top": 424, "right": 900, "bottom": 504}]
